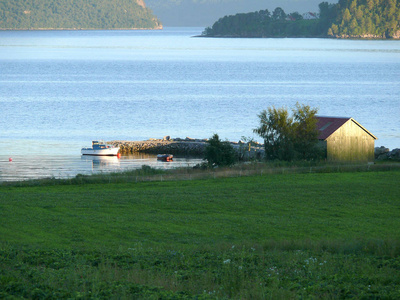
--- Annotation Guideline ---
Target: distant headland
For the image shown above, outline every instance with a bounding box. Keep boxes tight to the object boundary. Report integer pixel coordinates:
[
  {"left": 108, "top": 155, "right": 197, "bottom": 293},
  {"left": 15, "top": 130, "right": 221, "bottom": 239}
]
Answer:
[
  {"left": 0, "top": 0, "right": 162, "bottom": 30},
  {"left": 201, "top": 0, "right": 400, "bottom": 39}
]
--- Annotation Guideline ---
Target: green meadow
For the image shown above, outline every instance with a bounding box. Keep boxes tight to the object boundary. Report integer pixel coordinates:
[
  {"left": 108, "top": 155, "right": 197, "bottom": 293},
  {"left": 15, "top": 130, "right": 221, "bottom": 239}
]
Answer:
[{"left": 1, "top": 168, "right": 399, "bottom": 299}]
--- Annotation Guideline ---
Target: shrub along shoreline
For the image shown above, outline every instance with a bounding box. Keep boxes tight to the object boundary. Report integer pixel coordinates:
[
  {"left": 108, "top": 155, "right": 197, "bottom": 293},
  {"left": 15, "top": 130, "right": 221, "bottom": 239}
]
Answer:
[{"left": 1, "top": 166, "right": 399, "bottom": 298}]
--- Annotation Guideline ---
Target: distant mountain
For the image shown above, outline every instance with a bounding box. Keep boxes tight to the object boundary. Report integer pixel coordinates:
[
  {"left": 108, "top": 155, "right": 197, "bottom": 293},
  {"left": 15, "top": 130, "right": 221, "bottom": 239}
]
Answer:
[
  {"left": 0, "top": 0, "right": 162, "bottom": 30},
  {"left": 145, "top": 0, "right": 323, "bottom": 27}
]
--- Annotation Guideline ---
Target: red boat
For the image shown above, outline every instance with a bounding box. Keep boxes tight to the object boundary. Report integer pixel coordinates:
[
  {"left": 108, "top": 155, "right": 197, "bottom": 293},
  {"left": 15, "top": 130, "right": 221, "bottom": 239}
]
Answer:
[{"left": 157, "top": 154, "right": 173, "bottom": 161}]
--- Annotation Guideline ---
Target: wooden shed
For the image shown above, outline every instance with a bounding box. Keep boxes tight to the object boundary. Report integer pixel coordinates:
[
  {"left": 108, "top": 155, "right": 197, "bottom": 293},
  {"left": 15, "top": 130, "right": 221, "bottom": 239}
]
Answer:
[{"left": 316, "top": 116, "right": 377, "bottom": 162}]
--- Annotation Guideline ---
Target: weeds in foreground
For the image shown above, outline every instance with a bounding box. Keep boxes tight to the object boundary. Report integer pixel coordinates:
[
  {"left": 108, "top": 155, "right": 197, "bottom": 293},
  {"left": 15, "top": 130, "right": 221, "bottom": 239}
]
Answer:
[{"left": 1, "top": 240, "right": 399, "bottom": 299}]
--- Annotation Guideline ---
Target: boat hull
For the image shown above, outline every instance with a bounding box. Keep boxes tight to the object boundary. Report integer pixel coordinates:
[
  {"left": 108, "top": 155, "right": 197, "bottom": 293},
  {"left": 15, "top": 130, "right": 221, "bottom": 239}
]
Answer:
[
  {"left": 157, "top": 154, "right": 173, "bottom": 161},
  {"left": 81, "top": 148, "right": 119, "bottom": 156}
]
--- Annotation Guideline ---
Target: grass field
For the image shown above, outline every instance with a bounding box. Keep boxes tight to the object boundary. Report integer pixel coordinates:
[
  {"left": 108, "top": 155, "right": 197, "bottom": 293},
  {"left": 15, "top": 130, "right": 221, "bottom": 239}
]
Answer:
[{"left": 1, "top": 168, "right": 399, "bottom": 298}]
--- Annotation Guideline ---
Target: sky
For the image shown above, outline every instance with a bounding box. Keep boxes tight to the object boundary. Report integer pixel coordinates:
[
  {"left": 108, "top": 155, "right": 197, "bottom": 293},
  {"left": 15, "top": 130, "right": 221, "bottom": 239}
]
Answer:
[{"left": 145, "top": 0, "right": 332, "bottom": 27}]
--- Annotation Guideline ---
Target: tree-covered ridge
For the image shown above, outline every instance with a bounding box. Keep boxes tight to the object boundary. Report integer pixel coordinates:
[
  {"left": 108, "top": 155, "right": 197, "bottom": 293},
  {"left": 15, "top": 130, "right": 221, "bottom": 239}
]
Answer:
[
  {"left": 0, "top": 0, "right": 162, "bottom": 30},
  {"left": 328, "top": 0, "right": 400, "bottom": 38},
  {"left": 202, "top": 0, "right": 400, "bottom": 38},
  {"left": 201, "top": 4, "right": 337, "bottom": 38}
]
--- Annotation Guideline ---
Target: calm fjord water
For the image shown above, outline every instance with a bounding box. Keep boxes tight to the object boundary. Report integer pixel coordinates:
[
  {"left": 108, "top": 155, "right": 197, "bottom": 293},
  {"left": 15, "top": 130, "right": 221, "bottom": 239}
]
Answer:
[{"left": 0, "top": 28, "right": 399, "bottom": 180}]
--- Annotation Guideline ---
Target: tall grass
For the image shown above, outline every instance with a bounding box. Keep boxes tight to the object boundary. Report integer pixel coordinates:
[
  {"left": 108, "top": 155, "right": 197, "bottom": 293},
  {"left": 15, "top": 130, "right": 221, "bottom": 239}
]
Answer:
[{"left": 1, "top": 167, "right": 399, "bottom": 298}]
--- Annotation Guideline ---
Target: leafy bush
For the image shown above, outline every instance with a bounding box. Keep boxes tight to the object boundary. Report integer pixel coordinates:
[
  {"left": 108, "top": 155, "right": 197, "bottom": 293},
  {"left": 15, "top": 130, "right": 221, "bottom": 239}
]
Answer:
[
  {"left": 253, "top": 103, "right": 323, "bottom": 161},
  {"left": 204, "top": 134, "right": 237, "bottom": 167}
]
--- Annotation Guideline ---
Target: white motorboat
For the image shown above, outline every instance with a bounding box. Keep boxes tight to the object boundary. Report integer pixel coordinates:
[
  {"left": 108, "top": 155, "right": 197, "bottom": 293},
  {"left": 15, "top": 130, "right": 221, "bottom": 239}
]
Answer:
[{"left": 81, "top": 140, "right": 119, "bottom": 156}]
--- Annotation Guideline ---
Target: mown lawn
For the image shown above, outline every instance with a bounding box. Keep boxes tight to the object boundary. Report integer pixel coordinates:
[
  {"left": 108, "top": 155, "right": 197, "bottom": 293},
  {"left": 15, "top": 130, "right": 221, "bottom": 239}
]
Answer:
[{"left": 1, "top": 170, "right": 399, "bottom": 299}]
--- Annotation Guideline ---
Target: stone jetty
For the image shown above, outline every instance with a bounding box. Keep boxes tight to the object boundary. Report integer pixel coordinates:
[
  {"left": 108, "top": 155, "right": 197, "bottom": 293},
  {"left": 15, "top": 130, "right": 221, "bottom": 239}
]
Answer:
[
  {"left": 109, "top": 136, "right": 264, "bottom": 159},
  {"left": 109, "top": 137, "right": 208, "bottom": 155}
]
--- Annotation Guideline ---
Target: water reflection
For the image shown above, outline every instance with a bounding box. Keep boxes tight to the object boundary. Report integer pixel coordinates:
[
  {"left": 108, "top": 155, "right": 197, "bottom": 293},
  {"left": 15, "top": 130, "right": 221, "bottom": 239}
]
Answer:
[
  {"left": 0, "top": 154, "right": 204, "bottom": 182},
  {"left": 81, "top": 155, "right": 121, "bottom": 171}
]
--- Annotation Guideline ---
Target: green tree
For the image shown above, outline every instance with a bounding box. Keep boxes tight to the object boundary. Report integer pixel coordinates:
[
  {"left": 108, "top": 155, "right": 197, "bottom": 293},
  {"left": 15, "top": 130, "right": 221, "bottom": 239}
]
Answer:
[
  {"left": 253, "top": 106, "right": 294, "bottom": 161},
  {"left": 330, "top": 23, "right": 339, "bottom": 34},
  {"left": 355, "top": 7, "right": 363, "bottom": 21},
  {"left": 318, "top": 2, "right": 338, "bottom": 33},
  {"left": 350, "top": 0, "right": 358, "bottom": 13},
  {"left": 272, "top": 7, "right": 286, "bottom": 21},
  {"left": 365, "top": 17, "right": 375, "bottom": 32},
  {"left": 253, "top": 103, "right": 320, "bottom": 161},
  {"left": 343, "top": 8, "right": 352, "bottom": 22},
  {"left": 291, "top": 103, "right": 320, "bottom": 160},
  {"left": 349, "top": 17, "right": 360, "bottom": 34},
  {"left": 367, "top": 0, "right": 374, "bottom": 10},
  {"left": 288, "top": 12, "right": 303, "bottom": 21},
  {"left": 204, "top": 134, "right": 237, "bottom": 167}
]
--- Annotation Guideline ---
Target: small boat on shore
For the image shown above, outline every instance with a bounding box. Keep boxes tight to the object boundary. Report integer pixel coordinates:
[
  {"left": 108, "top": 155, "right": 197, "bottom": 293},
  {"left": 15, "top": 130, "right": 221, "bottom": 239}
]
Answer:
[
  {"left": 157, "top": 154, "right": 173, "bottom": 161},
  {"left": 81, "top": 141, "right": 119, "bottom": 156}
]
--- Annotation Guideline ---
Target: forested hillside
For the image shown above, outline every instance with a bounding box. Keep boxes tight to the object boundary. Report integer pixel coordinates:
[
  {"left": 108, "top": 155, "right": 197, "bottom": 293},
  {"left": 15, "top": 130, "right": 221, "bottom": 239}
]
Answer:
[
  {"left": 202, "top": 0, "right": 400, "bottom": 38},
  {"left": 201, "top": 4, "right": 333, "bottom": 38},
  {"left": 328, "top": 0, "right": 400, "bottom": 38},
  {"left": 0, "top": 0, "right": 162, "bottom": 30}
]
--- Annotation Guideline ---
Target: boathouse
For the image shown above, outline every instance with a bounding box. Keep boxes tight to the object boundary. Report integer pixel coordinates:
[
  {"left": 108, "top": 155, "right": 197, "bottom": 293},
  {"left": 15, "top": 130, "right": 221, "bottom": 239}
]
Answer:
[{"left": 316, "top": 116, "right": 377, "bottom": 162}]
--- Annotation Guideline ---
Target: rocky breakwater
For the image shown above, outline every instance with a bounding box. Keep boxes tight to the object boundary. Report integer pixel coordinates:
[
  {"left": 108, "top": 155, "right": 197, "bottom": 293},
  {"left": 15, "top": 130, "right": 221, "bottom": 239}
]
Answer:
[
  {"left": 375, "top": 146, "right": 400, "bottom": 161},
  {"left": 110, "top": 136, "right": 265, "bottom": 159},
  {"left": 110, "top": 137, "right": 207, "bottom": 155}
]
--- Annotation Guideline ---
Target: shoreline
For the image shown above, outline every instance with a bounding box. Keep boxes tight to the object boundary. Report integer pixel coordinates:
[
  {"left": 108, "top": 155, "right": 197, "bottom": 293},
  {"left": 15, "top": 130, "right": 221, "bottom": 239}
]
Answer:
[{"left": 196, "top": 34, "right": 397, "bottom": 40}]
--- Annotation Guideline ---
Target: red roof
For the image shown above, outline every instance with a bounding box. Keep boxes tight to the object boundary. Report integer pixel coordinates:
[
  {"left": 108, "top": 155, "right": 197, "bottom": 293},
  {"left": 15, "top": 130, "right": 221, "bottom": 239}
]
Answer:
[
  {"left": 316, "top": 116, "right": 350, "bottom": 140},
  {"left": 315, "top": 116, "right": 377, "bottom": 140}
]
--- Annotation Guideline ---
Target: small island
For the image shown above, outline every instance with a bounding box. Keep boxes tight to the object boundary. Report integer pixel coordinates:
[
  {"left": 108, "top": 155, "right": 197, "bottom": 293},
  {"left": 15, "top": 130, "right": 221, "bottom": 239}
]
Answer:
[
  {"left": 0, "top": 0, "right": 162, "bottom": 30},
  {"left": 201, "top": 0, "right": 400, "bottom": 39}
]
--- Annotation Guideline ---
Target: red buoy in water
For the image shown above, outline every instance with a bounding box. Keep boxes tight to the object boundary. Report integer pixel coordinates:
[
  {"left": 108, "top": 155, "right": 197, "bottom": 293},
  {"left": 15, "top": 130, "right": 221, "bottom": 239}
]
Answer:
[
  {"left": 9, "top": 157, "right": 12, "bottom": 162},
  {"left": 117, "top": 153, "right": 121, "bottom": 159}
]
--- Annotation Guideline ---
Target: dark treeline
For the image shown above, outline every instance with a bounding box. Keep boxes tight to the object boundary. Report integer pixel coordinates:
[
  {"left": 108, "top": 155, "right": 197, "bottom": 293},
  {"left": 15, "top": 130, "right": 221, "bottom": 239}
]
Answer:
[
  {"left": 202, "top": 0, "right": 399, "bottom": 38},
  {"left": 0, "top": 0, "right": 162, "bottom": 30}
]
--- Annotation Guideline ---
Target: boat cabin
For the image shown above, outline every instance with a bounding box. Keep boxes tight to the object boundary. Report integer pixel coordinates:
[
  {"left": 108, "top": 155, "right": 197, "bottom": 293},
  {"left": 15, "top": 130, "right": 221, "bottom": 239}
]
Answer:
[{"left": 92, "top": 140, "right": 112, "bottom": 149}]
